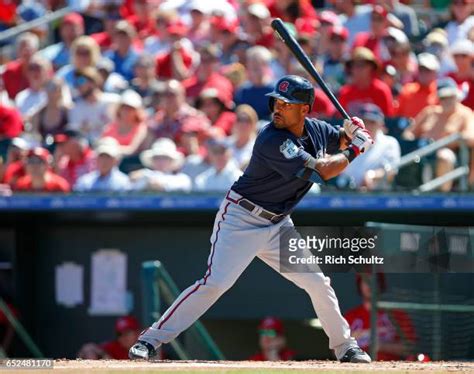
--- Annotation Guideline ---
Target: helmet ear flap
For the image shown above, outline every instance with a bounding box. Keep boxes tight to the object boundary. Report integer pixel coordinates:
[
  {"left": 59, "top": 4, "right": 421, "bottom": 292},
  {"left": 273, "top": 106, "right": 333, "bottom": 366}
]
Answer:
[{"left": 268, "top": 97, "right": 275, "bottom": 112}]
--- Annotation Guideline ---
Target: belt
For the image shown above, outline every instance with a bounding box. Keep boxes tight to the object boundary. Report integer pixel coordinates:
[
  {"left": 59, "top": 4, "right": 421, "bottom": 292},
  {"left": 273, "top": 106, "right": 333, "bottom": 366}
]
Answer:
[{"left": 226, "top": 190, "right": 286, "bottom": 224}]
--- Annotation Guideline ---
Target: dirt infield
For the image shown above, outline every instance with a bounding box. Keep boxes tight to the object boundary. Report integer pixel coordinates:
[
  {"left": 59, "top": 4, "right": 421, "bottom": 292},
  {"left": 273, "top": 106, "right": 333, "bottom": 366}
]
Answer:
[{"left": 41, "top": 359, "right": 474, "bottom": 373}]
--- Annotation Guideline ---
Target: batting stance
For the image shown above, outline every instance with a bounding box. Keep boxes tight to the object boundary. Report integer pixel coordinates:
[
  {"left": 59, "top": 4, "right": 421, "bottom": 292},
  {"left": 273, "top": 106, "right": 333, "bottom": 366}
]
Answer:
[{"left": 130, "top": 75, "right": 373, "bottom": 363}]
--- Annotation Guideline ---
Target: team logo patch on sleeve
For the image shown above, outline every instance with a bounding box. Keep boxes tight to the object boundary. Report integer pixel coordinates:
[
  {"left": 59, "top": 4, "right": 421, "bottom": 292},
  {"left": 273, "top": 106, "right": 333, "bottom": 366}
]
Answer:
[{"left": 280, "top": 139, "right": 300, "bottom": 159}]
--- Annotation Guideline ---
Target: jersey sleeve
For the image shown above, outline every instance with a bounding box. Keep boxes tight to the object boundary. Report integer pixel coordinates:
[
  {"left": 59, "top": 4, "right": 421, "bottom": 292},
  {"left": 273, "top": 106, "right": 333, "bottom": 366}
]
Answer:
[
  {"left": 319, "top": 120, "right": 341, "bottom": 154},
  {"left": 258, "top": 132, "right": 312, "bottom": 180}
]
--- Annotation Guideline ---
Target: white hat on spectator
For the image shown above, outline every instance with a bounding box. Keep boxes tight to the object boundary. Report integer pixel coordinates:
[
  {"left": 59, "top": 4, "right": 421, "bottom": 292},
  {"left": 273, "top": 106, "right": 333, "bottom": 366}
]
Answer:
[
  {"left": 424, "top": 29, "right": 448, "bottom": 47},
  {"left": 120, "top": 89, "right": 143, "bottom": 109},
  {"left": 140, "top": 138, "right": 184, "bottom": 168},
  {"left": 450, "top": 39, "right": 474, "bottom": 56},
  {"left": 95, "top": 137, "right": 121, "bottom": 159},
  {"left": 10, "top": 137, "right": 29, "bottom": 151},
  {"left": 386, "top": 27, "right": 408, "bottom": 44},
  {"left": 189, "top": 0, "right": 210, "bottom": 14},
  {"left": 417, "top": 53, "right": 440, "bottom": 71},
  {"left": 247, "top": 3, "right": 270, "bottom": 19}
]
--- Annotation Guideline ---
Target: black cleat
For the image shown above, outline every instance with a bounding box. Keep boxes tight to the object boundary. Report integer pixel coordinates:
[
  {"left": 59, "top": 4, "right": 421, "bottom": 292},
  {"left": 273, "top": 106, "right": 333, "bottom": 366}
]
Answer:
[
  {"left": 128, "top": 340, "right": 157, "bottom": 360},
  {"left": 339, "top": 346, "right": 372, "bottom": 363}
]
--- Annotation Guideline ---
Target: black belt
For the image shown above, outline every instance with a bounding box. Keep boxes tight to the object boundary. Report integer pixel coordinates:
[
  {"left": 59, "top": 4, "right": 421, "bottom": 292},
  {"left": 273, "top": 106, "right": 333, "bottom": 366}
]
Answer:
[{"left": 234, "top": 198, "right": 286, "bottom": 224}]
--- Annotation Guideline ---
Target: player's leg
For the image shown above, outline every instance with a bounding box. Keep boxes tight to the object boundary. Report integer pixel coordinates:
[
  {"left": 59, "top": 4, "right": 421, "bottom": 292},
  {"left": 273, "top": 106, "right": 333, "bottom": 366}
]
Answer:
[
  {"left": 257, "top": 219, "right": 371, "bottom": 363},
  {"left": 131, "top": 201, "right": 265, "bottom": 359}
]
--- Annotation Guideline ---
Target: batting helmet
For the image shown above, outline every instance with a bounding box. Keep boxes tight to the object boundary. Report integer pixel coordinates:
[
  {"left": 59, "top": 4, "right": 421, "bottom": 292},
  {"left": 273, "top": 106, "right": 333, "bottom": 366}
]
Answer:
[{"left": 266, "top": 75, "right": 314, "bottom": 112}]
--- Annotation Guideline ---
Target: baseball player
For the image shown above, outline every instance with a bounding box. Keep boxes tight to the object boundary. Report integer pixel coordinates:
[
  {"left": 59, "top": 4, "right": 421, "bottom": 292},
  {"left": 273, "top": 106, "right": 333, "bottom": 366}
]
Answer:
[{"left": 129, "top": 75, "right": 373, "bottom": 363}]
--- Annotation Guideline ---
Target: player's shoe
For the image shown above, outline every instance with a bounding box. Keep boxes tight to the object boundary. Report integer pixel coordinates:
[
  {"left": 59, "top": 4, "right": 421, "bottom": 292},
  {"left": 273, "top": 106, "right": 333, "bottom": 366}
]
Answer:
[
  {"left": 128, "top": 340, "right": 157, "bottom": 360},
  {"left": 339, "top": 346, "right": 372, "bottom": 363}
]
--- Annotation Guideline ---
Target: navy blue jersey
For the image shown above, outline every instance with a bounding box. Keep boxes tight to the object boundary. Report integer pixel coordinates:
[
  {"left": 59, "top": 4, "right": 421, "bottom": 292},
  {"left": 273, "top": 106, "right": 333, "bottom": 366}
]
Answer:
[{"left": 232, "top": 118, "right": 340, "bottom": 215}]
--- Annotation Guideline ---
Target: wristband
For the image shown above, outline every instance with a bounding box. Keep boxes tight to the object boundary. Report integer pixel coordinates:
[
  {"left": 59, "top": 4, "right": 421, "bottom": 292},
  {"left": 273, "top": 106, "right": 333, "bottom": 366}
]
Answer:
[{"left": 342, "top": 146, "right": 358, "bottom": 162}]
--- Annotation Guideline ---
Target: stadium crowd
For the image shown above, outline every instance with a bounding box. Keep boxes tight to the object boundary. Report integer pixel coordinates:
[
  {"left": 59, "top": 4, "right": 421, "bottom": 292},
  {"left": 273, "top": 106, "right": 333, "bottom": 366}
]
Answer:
[{"left": 0, "top": 0, "right": 474, "bottom": 194}]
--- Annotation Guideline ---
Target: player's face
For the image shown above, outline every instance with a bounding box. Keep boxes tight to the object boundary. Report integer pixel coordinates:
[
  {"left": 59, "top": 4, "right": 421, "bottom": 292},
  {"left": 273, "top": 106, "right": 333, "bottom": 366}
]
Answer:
[{"left": 273, "top": 99, "right": 308, "bottom": 129}]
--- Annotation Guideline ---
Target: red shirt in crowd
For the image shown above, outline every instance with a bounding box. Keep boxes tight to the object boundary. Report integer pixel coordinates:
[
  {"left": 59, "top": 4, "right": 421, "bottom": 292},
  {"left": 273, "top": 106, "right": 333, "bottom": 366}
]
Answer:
[
  {"left": 58, "top": 148, "right": 95, "bottom": 186},
  {"left": 2, "top": 160, "right": 25, "bottom": 185},
  {"left": 0, "top": 105, "right": 24, "bottom": 139},
  {"left": 352, "top": 33, "right": 385, "bottom": 63},
  {"left": 155, "top": 49, "right": 194, "bottom": 80},
  {"left": 213, "top": 111, "right": 236, "bottom": 136},
  {"left": 264, "top": 0, "right": 317, "bottom": 23},
  {"left": 338, "top": 78, "right": 394, "bottom": 116},
  {"left": 0, "top": 0, "right": 16, "bottom": 24},
  {"left": 447, "top": 72, "right": 474, "bottom": 110},
  {"left": 101, "top": 340, "right": 129, "bottom": 360},
  {"left": 2, "top": 60, "right": 29, "bottom": 100},
  {"left": 345, "top": 305, "right": 416, "bottom": 361},
  {"left": 311, "top": 88, "right": 337, "bottom": 118},
  {"left": 14, "top": 171, "right": 70, "bottom": 193},
  {"left": 249, "top": 348, "right": 296, "bottom": 361},
  {"left": 183, "top": 72, "right": 234, "bottom": 101}
]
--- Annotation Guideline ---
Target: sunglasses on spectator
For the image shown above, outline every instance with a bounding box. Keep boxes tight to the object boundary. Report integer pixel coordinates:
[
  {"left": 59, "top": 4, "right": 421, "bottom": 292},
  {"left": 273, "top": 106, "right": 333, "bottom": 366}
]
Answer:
[
  {"left": 453, "top": 54, "right": 471, "bottom": 58},
  {"left": 76, "top": 49, "right": 91, "bottom": 56},
  {"left": 371, "top": 15, "right": 385, "bottom": 22},
  {"left": 209, "top": 146, "right": 227, "bottom": 154},
  {"left": 237, "top": 115, "right": 251, "bottom": 123},
  {"left": 74, "top": 76, "right": 90, "bottom": 88},
  {"left": 352, "top": 61, "right": 371, "bottom": 68},
  {"left": 453, "top": 0, "right": 469, "bottom": 5},
  {"left": 163, "top": 91, "right": 178, "bottom": 97},
  {"left": 28, "top": 64, "right": 41, "bottom": 71},
  {"left": 26, "top": 156, "right": 45, "bottom": 165}
]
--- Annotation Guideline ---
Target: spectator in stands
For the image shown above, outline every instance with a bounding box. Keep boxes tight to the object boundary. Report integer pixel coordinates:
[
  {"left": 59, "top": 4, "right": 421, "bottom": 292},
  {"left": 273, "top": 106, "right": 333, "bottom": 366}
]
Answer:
[
  {"left": 405, "top": 78, "right": 474, "bottom": 191},
  {"left": 194, "top": 138, "right": 242, "bottom": 192},
  {"left": 31, "top": 77, "right": 71, "bottom": 140},
  {"left": 101, "top": 316, "right": 140, "bottom": 360},
  {"left": 315, "top": 10, "right": 341, "bottom": 57},
  {"left": 352, "top": 5, "right": 391, "bottom": 63},
  {"left": 2, "top": 32, "right": 39, "bottom": 100},
  {"left": 68, "top": 67, "right": 120, "bottom": 144},
  {"left": 384, "top": 27, "right": 416, "bottom": 85},
  {"left": 0, "top": 104, "right": 23, "bottom": 142},
  {"left": 179, "top": 118, "right": 213, "bottom": 181},
  {"left": 195, "top": 88, "right": 235, "bottom": 136},
  {"left": 187, "top": 1, "right": 212, "bottom": 47},
  {"left": 90, "top": 5, "right": 122, "bottom": 51},
  {"left": 41, "top": 13, "right": 85, "bottom": 70},
  {"left": 96, "top": 57, "right": 129, "bottom": 94},
  {"left": 333, "top": 0, "right": 371, "bottom": 47},
  {"left": 375, "top": 0, "right": 420, "bottom": 38},
  {"left": 447, "top": 39, "right": 474, "bottom": 109},
  {"left": 131, "top": 138, "right": 191, "bottom": 192},
  {"left": 14, "top": 147, "right": 70, "bottom": 193},
  {"left": 422, "top": 29, "right": 455, "bottom": 77},
  {"left": 397, "top": 53, "right": 440, "bottom": 119},
  {"left": 242, "top": 3, "right": 274, "bottom": 49},
  {"left": 249, "top": 317, "right": 296, "bottom": 361},
  {"left": 229, "top": 104, "right": 258, "bottom": 170},
  {"left": 266, "top": 0, "right": 318, "bottom": 25},
  {"left": 339, "top": 47, "right": 395, "bottom": 116},
  {"left": 212, "top": 16, "right": 245, "bottom": 66},
  {"left": 74, "top": 137, "right": 130, "bottom": 192},
  {"left": 126, "top": 0, "right": 156, "bottom": 41},
  {"left": 104, "top": 21, "right": 140, "bottom": 82},
  {"left": 130, "top": 54, "right": 159, "bottom": 100},
  {"left": 234, "top": 46, "right": 274, "bottom": 120},
  {"left": 155, "top": 21, "right": 196, "bottom": 81},
  {"left": 340, "top": 103, "right": 401, "bottom": 190},
  {"left": 143, "top": 9, "right": 178, "bottom": 54},
  {"left": 56, "top": 35, "right": 102, "bottom": 94},
  {"left": 102, "top": 89, "right": 147, "bottom": 157},
  {"left": 146, "top": 79, "right": 209, "bottom": 145},
  {"left": 345, "top": 274, "right": 416, "bottom": 361},
  {"left": 183, "top": 43, "right": 233, "bottom": 102},
  {"left": 15, "top": 54, "right": 51, "bottom": 122},
  {"left": 1, "top": 137, "right": 28, "bottom": 186},
  {"left": 320, "top": 25, "right": 349, "bottom": 97},
  {"left": 54, "top": 130, "right": 96, "bottom": 187},
  {"left": 445, "top": 0, "right": 474, "bottom": 44}
]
